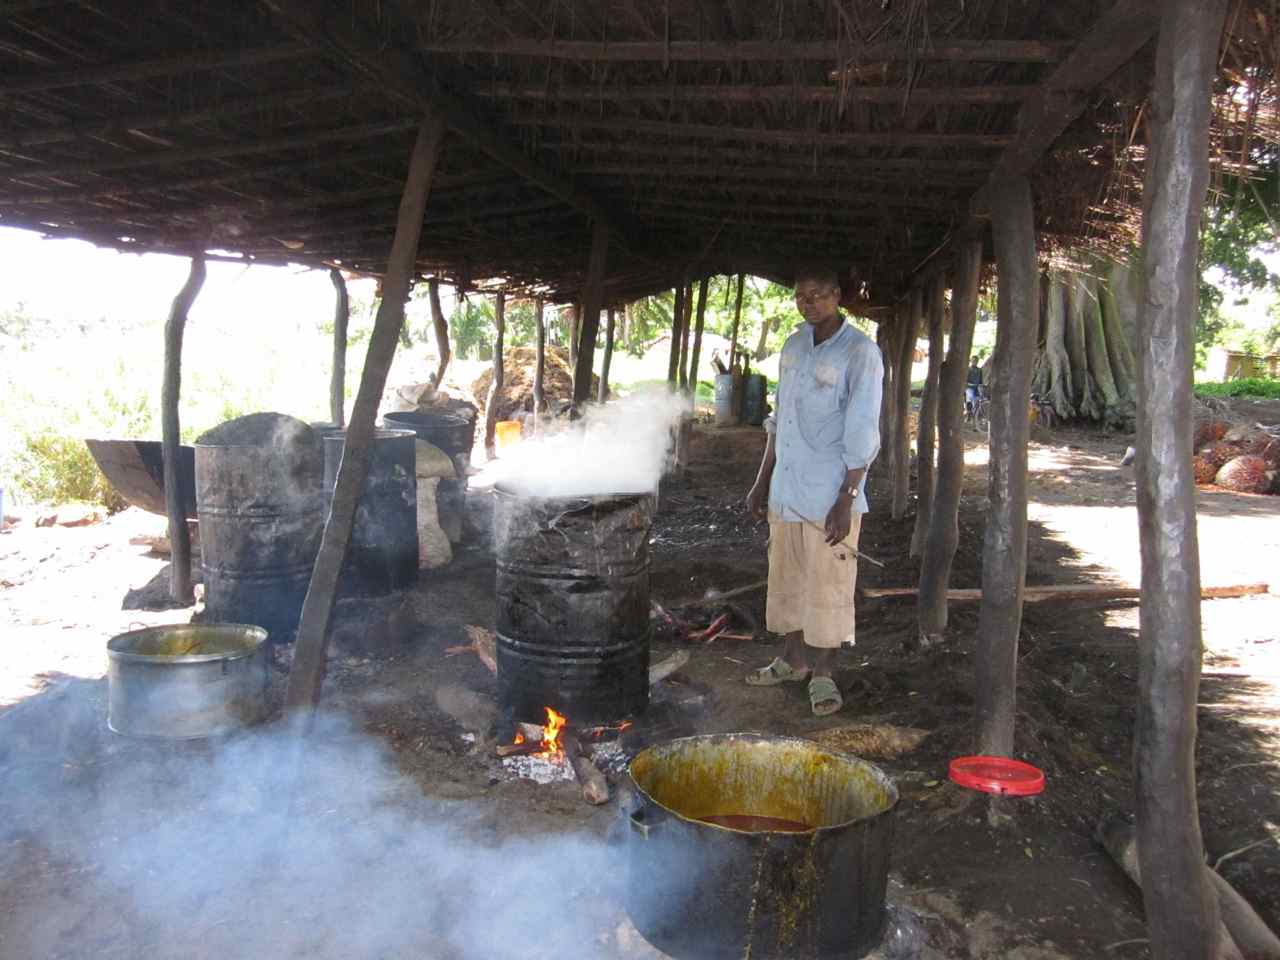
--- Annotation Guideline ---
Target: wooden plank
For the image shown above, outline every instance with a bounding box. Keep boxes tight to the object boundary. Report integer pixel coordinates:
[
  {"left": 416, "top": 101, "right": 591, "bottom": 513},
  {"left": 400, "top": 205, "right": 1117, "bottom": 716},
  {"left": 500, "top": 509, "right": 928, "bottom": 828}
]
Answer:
[
  {"left": 485, "top": 293, "right": 506, "bottom": 457},
  {"left": 328, "top": 268, "right": 348, "bottom": 427},
  {"left": 868, "top": 583, "right": 1269, "bottom": 602},
  {"left": 0, "top": 42, "right": 313, "bottom": 96},
  {"left": 285, "top": 112, "right": 447, "bottom": 714},
  {"left": 418, "top": 39, "right": 1066, "bottom": 63},
  {"left": 479, "top": 83, "right": 1038, "bottom": 105},
  {"left": 509, "top": 115, "right": 1013, "bottom": 150},
  {"left": 262, "top": 0, "right": 631, "bottom": 244},
  {"left": 572, "top": 220, "right": 611, "bottom": 405}
]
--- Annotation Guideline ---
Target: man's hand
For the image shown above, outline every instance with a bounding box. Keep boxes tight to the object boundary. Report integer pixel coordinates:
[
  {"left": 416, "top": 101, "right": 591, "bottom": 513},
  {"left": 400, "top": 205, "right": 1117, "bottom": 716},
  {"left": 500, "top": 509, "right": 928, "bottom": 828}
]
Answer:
[
  {"left": 747, "top": 481, "right": 769, "bottom": 522},
  {"left": 824, "top": 491, "right": 853, "bottom": 546}
]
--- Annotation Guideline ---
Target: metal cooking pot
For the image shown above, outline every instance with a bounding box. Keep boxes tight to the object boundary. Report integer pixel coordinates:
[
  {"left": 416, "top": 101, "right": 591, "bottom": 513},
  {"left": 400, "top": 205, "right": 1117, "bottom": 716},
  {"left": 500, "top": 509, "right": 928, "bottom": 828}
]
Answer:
[
  {"left": 106, "top": 624, "right": 269, "bottom": 739},
  {"left": 626, "top": 733, "right": 897, "bottom": 960}
]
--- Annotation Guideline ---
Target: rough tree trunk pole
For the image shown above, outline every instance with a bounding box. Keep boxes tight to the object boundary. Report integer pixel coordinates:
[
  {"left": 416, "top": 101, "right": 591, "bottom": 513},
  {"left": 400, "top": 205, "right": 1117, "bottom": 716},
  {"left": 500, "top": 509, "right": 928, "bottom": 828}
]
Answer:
[
  {"left": 484, "top": 292, "right": 506, "bottom": 456},
  {"left": 727, "top": 273, "right": 745, "bottom": 370},
  {"left": 918, "top": 238, "right": 982, "bottom": 642},
  {"left": 161, "top": 253, "right": 206, "bottom": 604},
  {"left": 1038, "top": 274, "right": 1076, "bottom": 421},
  {"left": 875, "top": 319, "right": 896, "bottom": 478},
  {"left": 598, "top": 307, "right": 615, "bottom": 403},
  {"left": 1065, "top": 274, "right": 1103, "bottom": 420},
  {"left": 572, "top": 220, "right": 610, "bottom": 405},
  {"left": 975, "top": 174, "right": 1039, "bottom": 757},
  {"left": 329, "top": 268, "right": 349, "bottom": 427},
  {"left": 1099, "top": 265, "right": 1139, "bottom": 402},
  {"left": 532, "top": 297, "right": 546, "bottom": 415},
  {"left": 688, "top": 276, "right": 710, "bottom": 393},
  {"left": 667, "top": 283, "right": 686, "bottom": 385},
  {"left": 568, "top": 302, "right": 580, "bottom": 368},
  {"left": 891, "top": 291, "right": 920, "bottom": 520},
  {"left": 753, "top": 313, "right": 775, "bottom": 361},
  {"left": 622, "top": 302, "right": 634, "bottom": 352},
  {"left": 1134, "top": 1, "right": 1228, "bottom": 955},
  {"left": 1079, "top": 273, "right": 1122, "bottom": 415},
  {"left": 910, "top": 275, "right": 945, "bottom": 557},
  {"left": 287, "top": 113, "right": 446, "bottom": 714},
  {"left": 678, "top": 280, "right": 694, "bottom": 390},
  {"left": 427, "top": 277, "right": 451, "bottom": 393}
]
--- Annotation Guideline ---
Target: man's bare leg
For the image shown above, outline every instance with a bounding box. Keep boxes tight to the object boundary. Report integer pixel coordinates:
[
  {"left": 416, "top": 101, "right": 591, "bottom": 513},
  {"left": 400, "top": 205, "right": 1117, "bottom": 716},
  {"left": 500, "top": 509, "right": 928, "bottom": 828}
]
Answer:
[{"left": 784, "top": 632, "right": 836, "bottom": 678}]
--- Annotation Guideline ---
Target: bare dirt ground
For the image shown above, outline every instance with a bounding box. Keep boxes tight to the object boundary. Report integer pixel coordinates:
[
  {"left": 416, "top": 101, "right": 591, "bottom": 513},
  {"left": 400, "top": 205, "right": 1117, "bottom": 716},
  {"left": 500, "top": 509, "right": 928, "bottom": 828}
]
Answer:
[{"left": 1, "top": 409, "right": 1278, "bottom": 959}]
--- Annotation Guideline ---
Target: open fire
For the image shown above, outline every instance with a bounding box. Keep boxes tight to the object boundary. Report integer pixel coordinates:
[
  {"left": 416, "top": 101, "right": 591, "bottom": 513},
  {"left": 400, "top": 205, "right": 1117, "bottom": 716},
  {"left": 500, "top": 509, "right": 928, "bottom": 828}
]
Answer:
[{"left": 496, "top": 707, "right": 613, "bottom": 803}]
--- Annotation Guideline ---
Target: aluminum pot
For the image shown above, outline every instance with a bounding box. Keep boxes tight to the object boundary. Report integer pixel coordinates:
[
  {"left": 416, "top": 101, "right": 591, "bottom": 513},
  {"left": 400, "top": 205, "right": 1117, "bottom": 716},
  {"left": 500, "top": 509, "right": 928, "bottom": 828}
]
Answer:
[
  {"left": 626, "top": 733, "right": 897, "bottom": 960},
  {"left": 106, "top": 624, "right": 269, "bottom": 739}
]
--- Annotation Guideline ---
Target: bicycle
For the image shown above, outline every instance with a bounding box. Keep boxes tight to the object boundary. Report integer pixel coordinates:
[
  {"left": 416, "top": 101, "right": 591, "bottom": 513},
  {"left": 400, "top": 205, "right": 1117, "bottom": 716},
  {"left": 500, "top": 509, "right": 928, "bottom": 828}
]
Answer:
[{"left": 966, "top": 386, "right": 991, "bottom": 432}]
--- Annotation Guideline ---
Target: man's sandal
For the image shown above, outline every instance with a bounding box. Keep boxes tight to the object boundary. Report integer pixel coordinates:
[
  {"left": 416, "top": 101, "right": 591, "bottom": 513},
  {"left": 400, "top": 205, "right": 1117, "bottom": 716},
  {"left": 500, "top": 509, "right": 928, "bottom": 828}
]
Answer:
[
  {"left": 745, "top": 658, "right": 811, "bottom": 686},
  {"left": 809, "top": 676, "right": 843, "bottom": 716}
]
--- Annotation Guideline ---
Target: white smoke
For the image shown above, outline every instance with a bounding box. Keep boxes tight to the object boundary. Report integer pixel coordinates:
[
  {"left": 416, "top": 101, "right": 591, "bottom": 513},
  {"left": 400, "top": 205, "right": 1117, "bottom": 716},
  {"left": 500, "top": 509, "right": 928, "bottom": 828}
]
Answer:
[{"left": 499, "top": 389, "right": 689, "bottom": 498}]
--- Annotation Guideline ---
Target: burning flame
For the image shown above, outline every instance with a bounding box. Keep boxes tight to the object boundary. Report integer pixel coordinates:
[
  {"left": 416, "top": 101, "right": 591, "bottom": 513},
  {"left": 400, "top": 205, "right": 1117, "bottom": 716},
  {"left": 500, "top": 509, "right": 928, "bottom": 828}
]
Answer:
[
  {"left": 513, "top": 731, "right": 525, "bottom": 745},
  {"left": 540, "top": 707, "right": 566, "bottom": 754}
]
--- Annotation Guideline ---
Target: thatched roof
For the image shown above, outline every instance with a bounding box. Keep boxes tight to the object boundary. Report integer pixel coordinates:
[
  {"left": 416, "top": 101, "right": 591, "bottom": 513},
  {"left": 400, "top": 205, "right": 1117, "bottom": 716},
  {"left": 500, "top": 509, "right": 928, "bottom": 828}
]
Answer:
[{"left": 1, "top": 1, "right": 1275, "bottom": 308}]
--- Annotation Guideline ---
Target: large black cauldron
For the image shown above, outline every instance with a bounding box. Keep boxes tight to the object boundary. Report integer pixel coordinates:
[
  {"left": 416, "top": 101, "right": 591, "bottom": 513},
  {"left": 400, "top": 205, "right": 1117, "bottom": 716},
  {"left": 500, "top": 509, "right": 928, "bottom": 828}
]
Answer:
[
  {"left": 626, "top": 733, "right": 898, "bottom": 960},
  {"left": 493, "top": 484, "right": 652, "bottom": 724}
]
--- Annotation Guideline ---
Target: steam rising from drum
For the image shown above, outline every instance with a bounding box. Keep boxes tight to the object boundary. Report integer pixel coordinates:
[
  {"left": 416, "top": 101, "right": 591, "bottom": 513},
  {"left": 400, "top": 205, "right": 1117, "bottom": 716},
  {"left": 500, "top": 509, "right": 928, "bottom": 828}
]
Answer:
[{"left": 499, "top": 390, "right": 688, "bottom": 497}]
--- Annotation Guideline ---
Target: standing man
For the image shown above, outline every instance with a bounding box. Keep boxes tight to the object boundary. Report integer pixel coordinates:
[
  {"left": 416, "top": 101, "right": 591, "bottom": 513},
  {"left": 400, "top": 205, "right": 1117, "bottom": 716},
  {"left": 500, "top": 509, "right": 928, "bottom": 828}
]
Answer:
[
  {"left": 965, "top": 357, "right": 984, "bottom": 418},
  {"left": 745, "top": 265, "right": 883, "bottom": 716}
]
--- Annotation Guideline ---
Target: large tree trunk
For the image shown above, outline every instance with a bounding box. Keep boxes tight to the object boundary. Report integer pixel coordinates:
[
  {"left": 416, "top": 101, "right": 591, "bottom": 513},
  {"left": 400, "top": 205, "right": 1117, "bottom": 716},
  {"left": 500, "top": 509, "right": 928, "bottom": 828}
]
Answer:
[
  {"left": 568, "top": 302, "right": 581, "bottom": 368},
  {"left": 287, "top": 112, "right": 446, "bottom": 715},
  {"left": 485, "top": 292, "right": 506, "bottom": 457},
  {"left": 910, "top": 275, "right": 945, "bottom": 557},
  {"left": 598, "top": 307, "right": 615, "bottom": 403},
  {"left": 1079, "top": 273, "right": 1123, "bottom": 418},
  {"left": 1107, "top": 257, "right": 1142, "bottom": 364},
  {"left": 572, "top": 220, "right": 610, "bottom": 405},
  {"left": 1036, "top": 273, "right": 1076, "bottom": 421},
  {"left": 667, "top": 284, "right": 686, "bottom": 384},
  {"left": 727, "top": 273, "right": 745, "bottom": 371},
  {"left": 1098, "top": 260, "right": 1139, "bottom": 402},
  {"left": 1063, "top": 271, "right": 1105, "bottom": 420},
  {"left": 622, "top": 302, "right": 634, "bottom": 352},
  {"left": 688, "top": 277, "right": 709, "bottom": 392},
  {"left": 329, "top": 268, "right": 349, "bottom": 427},
  {"left": 427, "top": 277, "right": 450, "bottom": 394},
  {"left": 917, "top": 238, "right": 982, "bottom": 643},
  {"left": 162, "top": 254, "right": 206, "bottom": 604},
  {"left": 891, "top": 292, "right": 920, "bottom": 521},
  {"left": 1133, "top": 1, "right": 1228, "bottom": 956},
  {"left": 975, "top": 174, "right": 1039, "bottom": 758},
  {"left": 532, "top": 297, "right": 546, "bottom": 414}
]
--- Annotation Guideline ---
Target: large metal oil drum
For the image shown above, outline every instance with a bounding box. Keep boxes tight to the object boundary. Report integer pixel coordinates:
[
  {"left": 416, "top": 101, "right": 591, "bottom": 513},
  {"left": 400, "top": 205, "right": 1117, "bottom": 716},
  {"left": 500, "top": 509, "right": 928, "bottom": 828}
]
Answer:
[
  {"left": 714, "top": 373, "right": 741, "bottom": 426},
  {"left": 742, "top": 374, "right": 769, "bottom": 426},
  {"left": 382, "top": 408, "right": 475, "bottom": 543},
  {"left": 107, "top": 624, "right": 269, "bottom": 739},
  {"left": 322, "top": 428, "right": 418, "bottom": 597},
  {"left": 626, "top": 734, "right": 898, "bottom": 960},
  {"left": 195, "top": 414, "right": 324, "bottom": 641},
  {"left": 493, "top": 484, "right": 653, "bottom": 724}
]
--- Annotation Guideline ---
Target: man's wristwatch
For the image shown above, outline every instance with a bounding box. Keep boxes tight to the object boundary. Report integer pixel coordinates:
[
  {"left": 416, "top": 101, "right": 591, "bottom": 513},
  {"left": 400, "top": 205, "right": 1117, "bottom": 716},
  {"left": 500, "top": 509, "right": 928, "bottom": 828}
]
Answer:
[{"left": 840, "top": 483, "right": 858, "bottom": 500}]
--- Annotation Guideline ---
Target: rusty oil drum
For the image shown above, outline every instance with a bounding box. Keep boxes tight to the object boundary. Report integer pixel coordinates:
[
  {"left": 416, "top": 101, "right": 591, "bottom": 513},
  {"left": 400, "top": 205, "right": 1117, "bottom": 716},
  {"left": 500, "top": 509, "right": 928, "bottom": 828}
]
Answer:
[
  {"left": 626, "top": 733, "right": 898, "bottom": 960},
  {"left": 493, "top": 484, "right": 652, "bottom": 724}
]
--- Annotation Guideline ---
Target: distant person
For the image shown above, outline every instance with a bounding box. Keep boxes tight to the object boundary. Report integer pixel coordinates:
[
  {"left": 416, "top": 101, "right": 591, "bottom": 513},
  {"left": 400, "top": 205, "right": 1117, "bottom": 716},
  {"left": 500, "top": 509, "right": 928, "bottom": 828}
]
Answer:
[
  {"left": 744, "top": 264, "right": 883, "bottom": 716},
  {"left": 966, "top": 359, "right": 984, "bottom": 416}
]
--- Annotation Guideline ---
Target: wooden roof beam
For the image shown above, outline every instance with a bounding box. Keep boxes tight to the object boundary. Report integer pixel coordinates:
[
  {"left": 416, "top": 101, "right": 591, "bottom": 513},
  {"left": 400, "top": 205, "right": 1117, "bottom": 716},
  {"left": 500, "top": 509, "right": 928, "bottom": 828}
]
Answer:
[
  {"left": 0, "top": 42, "right": 314, "bottom": 96},
  {"left": 578, "top": 164, "right": 977, "bottom": 192},
  {"left": 261, "top": 0, "right": 635, "bottom": 245},
  {"left": 510, "top": 116, "right": 1013, "bottom": 150},
  {"left": 479, "top": 83, "right": 1037, "bottom": 106},
  {"left": 418, "top": 39, "right": 1066, "bottom": 63}
]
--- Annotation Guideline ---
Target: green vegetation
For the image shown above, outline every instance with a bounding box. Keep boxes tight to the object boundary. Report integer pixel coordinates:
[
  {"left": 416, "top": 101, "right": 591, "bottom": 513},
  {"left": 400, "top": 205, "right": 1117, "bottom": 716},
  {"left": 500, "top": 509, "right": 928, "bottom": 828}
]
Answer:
[{"left": 1195, "top": 378, "right": 1280, "bottom": 399}]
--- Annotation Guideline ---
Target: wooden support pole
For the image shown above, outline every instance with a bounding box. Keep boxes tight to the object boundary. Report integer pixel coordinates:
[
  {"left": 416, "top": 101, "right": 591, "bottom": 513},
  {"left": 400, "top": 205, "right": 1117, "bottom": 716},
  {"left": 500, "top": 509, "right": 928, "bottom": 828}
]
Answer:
[
  {"left": 688, "top": 276, "right": 710, "bottom": 393},
  {"left": 428, "top": 278, "right": 451, "bottom": 392},
  {"left": 329, "top": 268, "right": 348, "bottom": 427},
  {"left": 598, "top": 308, "right": 616, "bottom": 403},
  {"left": 161, "top": 254, "right": 206, "bottom": 604},
  {"left": 285, "top": 113, "right": 446, "bottom": 715},
  {"left": 910, "top": 275, "right": 945, "bottom": 557},
  {"left": 975, "top": 175, "right": 1039, "bottom": 758},
  {"left": 917, "top": 238, "right": 982, "bottom": 642},
  {"left": 678, "top": 280, "right": 694, "bottom": 391},
  {"left": 533, "top": 297, "right": 546, "bottom": 414},
  {"left": 875, "top": 319, "right": 896, "bottom": 477},
  {"left": 1133, "top": 0, "right": 1229, "bottom": 955},
  {"left": 568, "top": 303, "right": 581, "bottom": 368},
  {"left": 573, "top": 220, "right": 611, "bottom": 405},
  {"left": 727, "top": 273, "right": 746, "bottom": 371},
  {"left": 890, "top": 292, "right": 920, "bottom": 520},
  {"left": 667, "top": 283, "right": 686, "bottom": 384},
  {"left": 485, "top": 292, "right": 506, "bottom": 456}
]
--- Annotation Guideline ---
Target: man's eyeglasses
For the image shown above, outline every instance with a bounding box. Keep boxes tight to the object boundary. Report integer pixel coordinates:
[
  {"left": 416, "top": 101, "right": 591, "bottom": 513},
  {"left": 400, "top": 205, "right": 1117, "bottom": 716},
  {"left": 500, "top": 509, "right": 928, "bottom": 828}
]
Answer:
[{"left": 794, "top": 288, "right": 838, "bottom": 306}]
